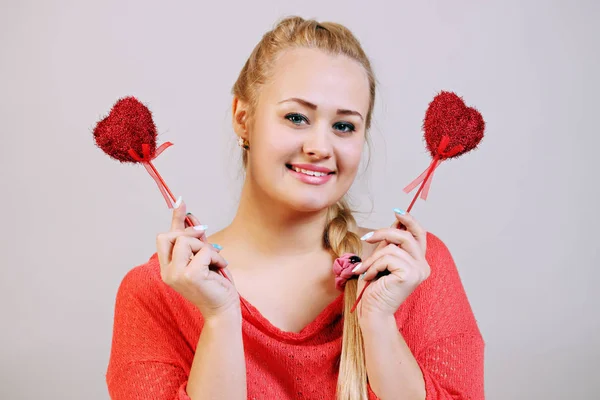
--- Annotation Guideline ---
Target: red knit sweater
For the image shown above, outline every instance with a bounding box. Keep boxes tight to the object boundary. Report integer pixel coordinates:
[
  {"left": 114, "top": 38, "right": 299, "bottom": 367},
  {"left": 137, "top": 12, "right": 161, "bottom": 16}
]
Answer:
[{"left": 106, "top": 232, "right": 485, "bottom": 399}]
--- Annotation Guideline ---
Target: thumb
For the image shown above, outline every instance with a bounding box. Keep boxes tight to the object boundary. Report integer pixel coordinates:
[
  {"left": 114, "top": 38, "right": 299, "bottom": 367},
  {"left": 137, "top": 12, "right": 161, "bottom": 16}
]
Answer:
[{"left": 170, "top": 196, "right": 187, "bottom": 231}]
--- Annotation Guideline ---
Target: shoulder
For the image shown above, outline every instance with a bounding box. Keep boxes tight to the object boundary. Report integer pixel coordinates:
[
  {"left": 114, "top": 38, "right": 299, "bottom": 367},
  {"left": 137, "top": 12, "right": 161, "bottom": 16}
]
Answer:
[
  {"left": 112, "top": 253, "right": 203, "bottom": 330},
  {"left": 399, "top": 232, "right": 483, "bottom": 352},
  {"left": 424, "top": 231, "right": 453, "bottom": 260},
  {"left": 116, "top": 253, "right": 163, "bottom": 299},
  {"left": 107, "top": 255, "right": 199, "bottom": 382},
  {"left": 423, "top": 231, "right": 460, "bottom": 282},
  {"left": 417, "top": 231, "right": 471, "bottom": 306},
  {"left": 113, "top": 253, "right": 184, "bottom": 313}
]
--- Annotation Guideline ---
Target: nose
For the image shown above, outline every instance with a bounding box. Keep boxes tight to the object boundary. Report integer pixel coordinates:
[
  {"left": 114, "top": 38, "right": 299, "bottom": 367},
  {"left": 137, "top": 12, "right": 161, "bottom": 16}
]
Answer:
[{"left": 302, "top": 125, "right": 333, "bottom": 160}]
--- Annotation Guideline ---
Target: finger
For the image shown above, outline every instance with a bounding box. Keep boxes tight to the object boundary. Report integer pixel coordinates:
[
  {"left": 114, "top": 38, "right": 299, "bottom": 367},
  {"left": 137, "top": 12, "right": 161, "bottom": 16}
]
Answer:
[
  {"left": 186, "top": 243, "right": 229, "bottom": 277},
  {"left": 166, "top": 235, "right": 207, "bottom": 280},
  {"left": 357, "top": 244, "right": 411, "bottom": 275},
  {"left": 362, "top": 253, "right": 411, "bottom": 282},
  {"left": 186, "top": 262, "right": 235, "bottom": 287},
  {"left": 186, "top": 212, "right": 201, "bottom": 226},
  {"left": 156, "top": 225, "right": 208, "bottom": 267},
  {"left": 361, "top": 228, "right": 423, "bottom": 260},
  {"left": 185, "top": 212, "right": 208, "bottom": 242},
  {"left": 183, "top": 251, "right": 234, "bottom": 290},
  {"left": 393, "top": 209, "right": 427, "bottom": 253},
  {"left": 170, "top": 196, "right": 186, "bottom": 232}
]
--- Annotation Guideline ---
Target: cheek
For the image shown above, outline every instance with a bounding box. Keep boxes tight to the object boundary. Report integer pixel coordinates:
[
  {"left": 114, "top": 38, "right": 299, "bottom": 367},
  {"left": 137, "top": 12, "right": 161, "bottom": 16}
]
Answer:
[
  {"left": 337, "top": 140, "right": 364, "bottom": 175},
  {"left": 252, "top": 117, "right": 294, "bottom": 157},
  {"left": 254, "top": 136, "right": 295, "bottom": 167}
]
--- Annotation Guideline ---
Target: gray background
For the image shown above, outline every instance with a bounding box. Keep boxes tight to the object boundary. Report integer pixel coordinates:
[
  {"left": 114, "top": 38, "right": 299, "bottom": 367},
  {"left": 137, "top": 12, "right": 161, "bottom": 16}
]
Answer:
[{"left": 1, "top": 0, "right": 598, "bottom": 399}]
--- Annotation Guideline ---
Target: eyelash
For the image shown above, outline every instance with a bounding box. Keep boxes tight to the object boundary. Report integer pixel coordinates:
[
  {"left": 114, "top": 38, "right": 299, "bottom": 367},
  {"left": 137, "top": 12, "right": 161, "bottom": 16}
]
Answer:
[{"left": 285, "top": 113, "right": 356, "bottom": 134}]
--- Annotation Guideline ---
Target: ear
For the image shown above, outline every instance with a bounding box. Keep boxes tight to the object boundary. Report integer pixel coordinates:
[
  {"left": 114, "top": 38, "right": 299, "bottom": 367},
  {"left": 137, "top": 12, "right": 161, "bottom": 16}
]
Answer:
[{"left": 232, "top": 96, "right": 250, "bottom": 140}]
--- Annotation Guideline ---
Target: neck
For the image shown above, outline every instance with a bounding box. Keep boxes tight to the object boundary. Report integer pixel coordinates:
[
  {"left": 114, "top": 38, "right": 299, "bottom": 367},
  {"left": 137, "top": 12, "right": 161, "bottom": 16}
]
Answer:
[{"left": 227, "top": 177, "right": 330, "bottom": 258}]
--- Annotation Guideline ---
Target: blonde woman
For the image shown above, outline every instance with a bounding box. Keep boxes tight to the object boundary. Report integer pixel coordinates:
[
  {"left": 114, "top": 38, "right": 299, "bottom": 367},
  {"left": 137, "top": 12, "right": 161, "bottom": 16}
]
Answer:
[{"left": 106, "top": 16, "right": 484, "bottom": 400}]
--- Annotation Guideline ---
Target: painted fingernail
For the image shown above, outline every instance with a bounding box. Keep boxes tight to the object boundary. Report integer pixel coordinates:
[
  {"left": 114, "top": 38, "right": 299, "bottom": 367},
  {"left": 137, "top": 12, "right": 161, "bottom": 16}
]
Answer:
[
  {"left": 393, "top": 208, "right": 406, "bottom": 215},
  {"left": 186, "top": 212, "right": 193, "bottom": 216},
  {"left": 193, "top": 224, "right": 208, "bottom": 231},
  {"left": 211, "top": 243, "right": 223, "bottom": 250},
  {"left": 352, "top": 262, "right": 362, "bottom": 273},
  {"left": 360, "top": 232, "right": 374, "bottom": 241},
  {"left": 360, "top": 272, "right": 367, "bottom": 280},
  {"left": 174, "top": 196, "right": 183, "bottom": 208}
]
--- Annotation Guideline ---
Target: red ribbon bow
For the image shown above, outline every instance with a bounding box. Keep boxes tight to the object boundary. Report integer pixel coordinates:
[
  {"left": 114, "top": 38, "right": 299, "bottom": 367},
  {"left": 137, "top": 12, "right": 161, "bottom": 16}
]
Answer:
[
  {"left": 402, "top": 135, "right": 464, "bottom": 211},
  {"left": 128, "top": 142, "right": 175, "bottom": 208}
]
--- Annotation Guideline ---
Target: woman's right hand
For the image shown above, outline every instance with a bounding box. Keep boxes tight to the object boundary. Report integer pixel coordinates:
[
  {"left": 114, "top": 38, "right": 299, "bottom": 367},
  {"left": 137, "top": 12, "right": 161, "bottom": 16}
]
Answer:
[{"left": 156, "top": 197, "right": 240, "bottom": 320}]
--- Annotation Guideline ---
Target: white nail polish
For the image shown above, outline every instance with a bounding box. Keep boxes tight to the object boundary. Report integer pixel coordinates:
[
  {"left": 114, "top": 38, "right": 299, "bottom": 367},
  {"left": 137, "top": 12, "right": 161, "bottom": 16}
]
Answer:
[
  {"left": 193, "top": 224, "right": 208, "bottom": 231},
  {"left": 174, "top": 196, "right": 182, "bottom": 208},
  {"left": 352, "top": 263, "right": 362, "bottom": 273},
  {"left": 360, "top": 232, "right": 374, "bottom": 241}
]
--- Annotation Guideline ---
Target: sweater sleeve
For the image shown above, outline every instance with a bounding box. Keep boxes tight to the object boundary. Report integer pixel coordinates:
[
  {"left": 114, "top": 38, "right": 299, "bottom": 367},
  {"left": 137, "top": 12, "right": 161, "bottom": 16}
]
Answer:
[
  {"left": 401, "top": 232, "right": 485, "bottom": 400},
  {"left": 106, "top": 260, "right": 195, "bottom": 400},
  {"left": 366, "top": 334, "right": 484, "bottom": 400},
  {"left": 417, "top": 333, "right": 485, "bottom": 399},
  {"left": 107, "top": 361, "right": 191, "bottom": 400}
]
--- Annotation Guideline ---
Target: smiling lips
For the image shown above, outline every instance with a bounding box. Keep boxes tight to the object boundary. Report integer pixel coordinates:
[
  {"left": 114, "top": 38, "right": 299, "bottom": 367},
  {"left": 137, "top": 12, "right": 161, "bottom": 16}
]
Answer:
[{"left": 287, "top": 163, "right": 335, "bottom": 185}]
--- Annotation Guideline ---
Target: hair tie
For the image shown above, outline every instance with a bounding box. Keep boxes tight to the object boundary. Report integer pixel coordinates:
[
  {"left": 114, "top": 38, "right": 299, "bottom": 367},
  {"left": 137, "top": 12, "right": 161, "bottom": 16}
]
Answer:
[{"left": 332, "top": 253, "right": 361, "bottom": 291}]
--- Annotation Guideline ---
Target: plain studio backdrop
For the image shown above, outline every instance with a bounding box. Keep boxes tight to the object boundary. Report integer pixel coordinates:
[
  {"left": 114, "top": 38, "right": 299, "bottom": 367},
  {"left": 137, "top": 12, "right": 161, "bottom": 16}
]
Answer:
[{"left": 1, "top": 0, "right": 598, "bottom": 399}]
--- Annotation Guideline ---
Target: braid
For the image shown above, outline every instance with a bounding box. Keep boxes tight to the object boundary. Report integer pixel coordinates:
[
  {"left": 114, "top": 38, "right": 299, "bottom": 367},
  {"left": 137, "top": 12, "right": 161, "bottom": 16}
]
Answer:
[
  {"left": 324, "top": 200, "right": 368, "bottom": 400},
  {"left": 324, "top": 200, "right": 362, "bottom": 257}
]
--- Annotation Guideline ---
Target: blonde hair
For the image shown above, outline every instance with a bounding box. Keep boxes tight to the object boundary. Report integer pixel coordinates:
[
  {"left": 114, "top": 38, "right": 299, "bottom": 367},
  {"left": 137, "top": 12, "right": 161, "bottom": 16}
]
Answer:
[{"left": 232, "top": 16, "right": 376, "bottom": 400}]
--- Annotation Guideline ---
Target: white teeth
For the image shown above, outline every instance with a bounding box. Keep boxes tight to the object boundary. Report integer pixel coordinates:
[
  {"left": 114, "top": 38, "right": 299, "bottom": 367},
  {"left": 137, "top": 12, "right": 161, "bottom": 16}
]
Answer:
[{"left": 292, "top": 166, "right": 327, "bottom": 177}]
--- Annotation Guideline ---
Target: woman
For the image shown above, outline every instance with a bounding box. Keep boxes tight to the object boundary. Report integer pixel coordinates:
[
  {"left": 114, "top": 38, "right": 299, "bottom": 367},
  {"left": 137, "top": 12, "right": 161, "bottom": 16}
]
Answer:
[{"left": 106, "top": 16, "right": 484, "bottom": 400}]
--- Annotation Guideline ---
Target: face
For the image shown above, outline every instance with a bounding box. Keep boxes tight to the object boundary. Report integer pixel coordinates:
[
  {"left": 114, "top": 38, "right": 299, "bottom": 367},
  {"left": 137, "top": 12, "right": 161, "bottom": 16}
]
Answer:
[{"left": 241, "top": 47, "right": 370, "bottom": 213}]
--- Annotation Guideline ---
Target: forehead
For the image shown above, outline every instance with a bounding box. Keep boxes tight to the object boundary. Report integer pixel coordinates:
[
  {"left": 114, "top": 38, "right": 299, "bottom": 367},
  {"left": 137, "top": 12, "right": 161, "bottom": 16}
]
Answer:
[{"left": 263, "top": 47, "right": 370, "bottom": 114}]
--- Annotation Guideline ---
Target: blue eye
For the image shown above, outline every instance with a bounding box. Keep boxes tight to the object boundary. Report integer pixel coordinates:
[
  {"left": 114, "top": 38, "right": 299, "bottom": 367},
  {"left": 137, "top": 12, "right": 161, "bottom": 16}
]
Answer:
[
  {"left": 285, "top": 113, "right": 308, "bottom": 125},
  {"left": 285, "top": 113, "right": 356, "bottom": 134},
  {"left": 334, "top": 122, "right": 356, "bottom": 133}
]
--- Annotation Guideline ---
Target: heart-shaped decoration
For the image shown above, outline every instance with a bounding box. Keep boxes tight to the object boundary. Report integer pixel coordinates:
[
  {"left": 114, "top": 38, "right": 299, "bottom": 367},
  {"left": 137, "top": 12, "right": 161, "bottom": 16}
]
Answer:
[
  {"left": 423, "top": 91, "right": 485, "bottom": 159},
  {"left": 93, "top": 96, "right": 157, "bottom": 163}
]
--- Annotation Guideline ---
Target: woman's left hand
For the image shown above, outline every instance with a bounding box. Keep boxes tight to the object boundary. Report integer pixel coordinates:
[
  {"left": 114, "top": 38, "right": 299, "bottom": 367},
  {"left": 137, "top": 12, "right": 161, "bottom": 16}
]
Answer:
[{"left": 353, "top": 210, "right": 431, "bottom": 319}]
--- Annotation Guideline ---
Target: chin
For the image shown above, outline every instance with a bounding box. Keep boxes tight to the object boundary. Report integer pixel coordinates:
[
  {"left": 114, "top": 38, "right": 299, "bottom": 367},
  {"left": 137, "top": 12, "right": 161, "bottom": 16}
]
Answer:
[
  {"left": 289, "top": 198, "right": 333, "bottom": 213},
  {"left": 280, "top": 187, "right": 342, "bottom": 213}
]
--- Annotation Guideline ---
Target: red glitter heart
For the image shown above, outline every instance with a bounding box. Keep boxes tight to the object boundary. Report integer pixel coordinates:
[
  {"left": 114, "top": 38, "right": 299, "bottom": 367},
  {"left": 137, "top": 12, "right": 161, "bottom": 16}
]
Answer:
[
  {"left": 423, "top": 91, "right": 485, "bottom": 159},
  {"left": 93, "top": 96, "right": 157, "bottom": 163}
]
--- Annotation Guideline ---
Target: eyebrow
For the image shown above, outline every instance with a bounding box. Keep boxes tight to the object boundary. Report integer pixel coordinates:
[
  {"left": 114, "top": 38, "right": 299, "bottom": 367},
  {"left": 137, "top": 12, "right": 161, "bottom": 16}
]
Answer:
[{"left": 277, "top": 97, "right": 364, "bottom": 120}]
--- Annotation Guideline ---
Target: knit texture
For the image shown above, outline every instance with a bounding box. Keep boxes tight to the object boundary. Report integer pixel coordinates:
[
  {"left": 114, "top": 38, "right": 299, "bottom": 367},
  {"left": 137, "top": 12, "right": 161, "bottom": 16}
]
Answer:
[{"left": 106, "top": 232, "right": 484, "bottom": 399}]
